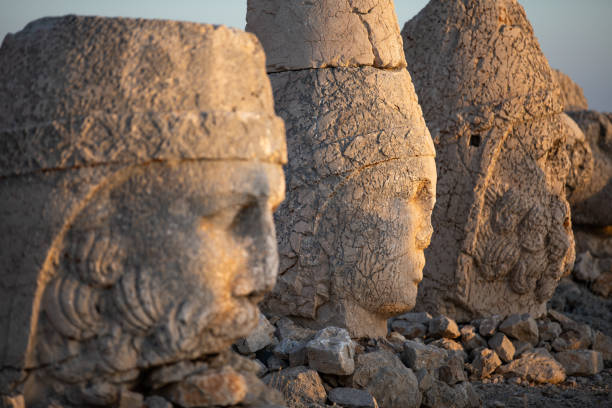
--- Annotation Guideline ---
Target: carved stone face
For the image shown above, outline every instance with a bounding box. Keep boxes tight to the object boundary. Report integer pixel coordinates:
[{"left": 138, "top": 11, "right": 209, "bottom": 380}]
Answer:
[
  {"left": 34, "top": 161, "right": 284, "bottom": 399},
  {"left": 324, "top": 157, "right": 436, "bottom": 317}
]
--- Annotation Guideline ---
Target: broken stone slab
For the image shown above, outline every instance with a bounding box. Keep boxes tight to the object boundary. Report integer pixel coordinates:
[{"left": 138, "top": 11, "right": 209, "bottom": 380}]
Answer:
[
  {"left": 552, "top": 69, "right": 589, "bottom": 111},
  {"left": 470, "top": 349, "right": 501, "bottom": 379},
  {"left": 478, "top": 315, "right": 504, "bottom": 338},
  {"left": 402, "top": 0, "right": 575, "bottom": 321},
  {"left": 537, "top": 320, "right": 563, "bottom": 343},
  {"left": 438, "top": 354, "right": 467, "bottom": 385},
  {"left": 352, "top": 351, "right": 421, "bottom": 408},
  {"left": 306, "top": 327, "right": 356, "bottom": 375},
  {"left": 551, "top": 328, "right": 593, "bottom": 352},
  {"left": 262, "top": 64, "right": 436, "bottom": 339},
  {"left": 460, "top": 325, "right": 488, "bottom": 351},
  {"left": 555, "top": 350, "right": 604, "bottom": 376},
  {"left": 393, "top": 312, "right": 433, "bottom": 325},
  {"left": 592, "top": 331, "right": 612, "bottom": 363},
  {"left": 391, "top": 321, "right": 428, "bottom": 339},
  {"left": 163, "top": 366, "right": 248, "bottom": 408},
  {"left": 263, "top": 366, "right": 327, "bottom": 408},
  {"left": 236, "top": 312, "right": 277, "bottom": 354},
  {"left": 328, "top": 387, "right": 378, "bottom": 408},
  {"left": 246, "top": 0, "right": 406, "bottom": 72},
  {"left": 275, "top": 317, "right": 317, "bottom": 342},
  {"left": 497, "top": 348, "right": 566, "bottom": 384},
  {"left": 401, "top": 340, "right": 448, "bottom": 372},
  {"left": 428, "top": 315, "right": 461, "bottom": 339},
  {"left": 488, "top": 333, "right": 515, "bottom": 364},
  {"left": 499, "top": 314, "right": 539, "bottom": 345}
]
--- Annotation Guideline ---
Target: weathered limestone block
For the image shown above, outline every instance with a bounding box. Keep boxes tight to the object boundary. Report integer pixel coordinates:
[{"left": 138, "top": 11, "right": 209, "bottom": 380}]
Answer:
[
  {"left": 306, "top": 327, "right": 355, "bottom": 375},
  {"left": 552, "top": 69, "right": 589, "bottom": 111},
  {"left": 497, "top": 349, "right": 566, "bottom": 384},
  {"left": 567, "top": 110, "right": 612, "bottom": 226},
  {"left": 0, "top": 16, "right": 287, "bottom": 407},
  {"left": 402, "top": 0, "right": 575, "bottom": 320},
  {"left": 248, "top": 0, "right": 436, "bottom": 339},
  {"left": 246, "top": 0, "right": 405, "bottom": 72},
  {"left": 555, "top": 350, "right": 603, "bottom": 376}
]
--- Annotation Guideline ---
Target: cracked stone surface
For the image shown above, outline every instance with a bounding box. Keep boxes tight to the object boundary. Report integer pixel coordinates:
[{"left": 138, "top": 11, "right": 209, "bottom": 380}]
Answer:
[
  {"left": 248, "top": 1, "right": 436, "bottom": 338},
  {"left": 246, "top": 0, "right": 405, "bottom": 72},
  {"left": 0, "top": 16, "right": 286, "bottom": 407},
  {"left": 553, "top": 69, "right": 589, "bottom": 111},
  {"left": 401, "top": 0, "right": 575, "bottom": 321}
]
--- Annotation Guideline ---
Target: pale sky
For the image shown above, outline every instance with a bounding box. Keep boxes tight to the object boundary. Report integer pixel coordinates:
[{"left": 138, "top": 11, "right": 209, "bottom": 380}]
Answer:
[{"left": 0, "top": 0, "right": 610, "bottom": 111}]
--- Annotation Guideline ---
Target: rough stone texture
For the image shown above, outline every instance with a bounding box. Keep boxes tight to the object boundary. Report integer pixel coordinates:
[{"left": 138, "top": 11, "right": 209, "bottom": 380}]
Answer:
[
  {"left": 488, "top": 333, "right": 515, "bottom": 363},
  {"left": 573, "top": 251, "right": 601, "bottom": 282},
  {"left": 402, "top": 0, "right": 575, "bottom": 320},
  {"left": 567, "top": 110, "right": 612, "bottom": 226},
  {"left": 246, "top": 0, "right": 405, "bottom": 72},
  {"left": 555, "top": 350, "right": 603, "bottom": 376},
  {"left": 592, "top": 331, "right": 612, "bottom": 362},
  {"left": 478, "top": 315, "right": 504, "bottom": 337},
  {"left": 497, "top": 349, "right": 566, "bottom": 384},
  {"left": 561, "top": 113, "right": 594, "bottom": 207},
  {"left": 511, "top": 340, "right": 534, "bottom": 358},
  {"left": 401, "top": 340, "right": 448, "bottom": 372},
  {"left": 144, "top": 396, "right": 173, "bottom": 408},
  {"left": 422, "top": 380, "right": 481, "bottom": 408},
  {"left": 0, "top": 16, "right": 287, "bottom": 406},
  {"left": 263, "top": 366, "right": 327, "bottom": 408},
  {"left": 352, "top": 351, "right": 421, "bottom": 408},
  {"left": 438, "top": 355, "right": 467, "bottom": 385},
  {"left": 305, "top": 327, "right": 355, "bottom": 375},
  {"left": 470, "top": 349, "right": 501, "bottom": 379},
  {"left": 593, "top": 272, "right": 612, "bottom": 297},
  {"left": 499, "top": 314, "right": 539, "bottom": 345},
  {"left": 390, "top": 321, "right": 427, "bottom": 339},
  {"left": 537, "top": 320, "right": 562, "bottom": 343},
  {"left": 328, "top": 387, "right": 378, "bottom": 408},
  {"left": 236, "top": 312, "right": 277, "bottom": 354},
  {"left": 461, "top": 325, "right": 487, "bottom": 351},
  {"left": 428, "top": 315, "right": 460, "bottom": 339},
  {"left": 428, "top": 338, "right": 466, "bottom": 361},
  {"left": 552, "top": 69, "right": 589, "bottom": 111},
  {"left": 256, "top": 20, "right": 436, "bottom": 337}
]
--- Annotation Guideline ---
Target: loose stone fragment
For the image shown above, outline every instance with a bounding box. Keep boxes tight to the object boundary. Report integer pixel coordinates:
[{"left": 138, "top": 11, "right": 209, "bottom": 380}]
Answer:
[
  {"left": 497, "top": 349, "right": 566, "bottom": 384},
  {"left": 276, "top": 318, "right": 317, "bottom": 342},
  {"left": 461, "top": 326, "right": 488, "bottom": 351},
  {"left": 551, "top": 328, "right": 592, "bottom": 352},
  {"left": 511, "top": 340, "right": 534, "bottom": 358},
  {"left": 555, "top": 350, "right": 604, "bottom": 376},
  {"left": 402, "top": 0, "right": 575, "bottom": 320},
  {"left": 394, "top": 312, "right": 433, "bottom": 325},
  {"left": 306, "top": 327, "right": 355, "bottom": 375},
  {"left": 236, "top": 313, "right": 277, "bottom": 354},
  {"left": 573, "top": 251, "right": 601, "bottom": 282},
  {"left": 470, "top": 349, "right": 501, "bottom": 379},
  {"left": 488, "top": 333, "right": 515, "bottom": 363},
  {"left": 499, "top": 314, "right": 539, "bottom": 345},
  {"left": 592, "top": 272, "right": 612, "bottom": 297},
  {"left": 163, "top": 366, "right": 248, "bottom": 408},
  {"left": 352, "top": 351, "right": 421, "bottom": 408},
  {"left": 438, "top": 355, "right": 467, "bottom": 385},
  {"left": 118, "top": 391, "right": 144, "bottom": 408},
  {"left": 478, "top": 315, "right": 504, "bottom": 337},
  {"left": 391, "top": 321, "right": 427, "bottom": 339},
  {"left": 263, "top": 366, "right": 327, "bottom": 408},
  {"left": 428, "top": 338, "right": 466, "bottom": 361},
  {"left": 592, "top": 331, "right": 612, "bottom": 362},
  {"left": 537, "top": 321, "right": 562, "bottom": 342},
  {"left": 429, "top": 315, "right": 461, "bottom": 339},
  {"left": 144, "top": 395, "right": 173, "bottom": 408},
  {"left": 422, "top": 380, "right": 480, "bottom": 408},
  {"left": 328, "top": 387, "right": 378, "bottom": 408},
  {"left": 401, "top": 340, "right": 448, "bottom": 372}
]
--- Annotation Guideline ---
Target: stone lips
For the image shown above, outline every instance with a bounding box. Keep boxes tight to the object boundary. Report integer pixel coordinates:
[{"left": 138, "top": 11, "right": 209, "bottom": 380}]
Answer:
[
  {"left": 402, "top": 0, "right": 574, "bottom": 320},
  {"left": 246, "top": 0, "right": 406, "bottom": 72},
  {"left": 0, "top": 15, "right": 287, "bottom": 175}
]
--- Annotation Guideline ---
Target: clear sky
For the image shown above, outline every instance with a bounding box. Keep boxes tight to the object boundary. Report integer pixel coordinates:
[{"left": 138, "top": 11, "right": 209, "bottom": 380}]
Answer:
[{"left": 0, "top": 0, "right": 610, "bottom": 112}]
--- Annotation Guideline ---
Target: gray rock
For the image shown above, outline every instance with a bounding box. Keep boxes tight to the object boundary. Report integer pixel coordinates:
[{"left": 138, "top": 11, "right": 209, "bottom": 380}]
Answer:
[
  {"left": 470, "top": 349, "right": 501, "bottom": 379},
  {"left": 0, "top": 15, "right": 286, "bottom": 406},
  {"left": 352, "top": 351, "right": 421, "bottom": 408},
  {"left": 497, "top": 348, "right": 566, "bottom": 384},
  {"left": 391, "top": 321, "right": 427, "bottom": 339},
  {"left": 438, "top": 355, "right": 467, "bottom": 385},
  {"left": 478, "top": 315, "right": 504, "bottom": 337},
  {"left": 402, "top": 340, "right": 448, "bottom": 372},
  {"left": 555, "top": 350, "right": 604, "bottom": 376},
  {"left": 328, "top": 388, "right": 378, "bottom": 408},
  {"left": 415, "top": 368, "right": 434, "bottom": 392},
  {"left": 252, "top": 0, "right": 437, "bottom": 339},
  {"left": 394, "top": 312, "right": 433, "bottom": 325},
  {"left": 499, "top": 314, "right": 539, "bottom": 345},
  {"left": 551, "top": 329, "right": 593, "bottom": 352},
  {"left": 264, "top": 366, "right": 327, "bottom": 408},
  {"left": 306, "top": 327, "right": 355, "bottom": 375},
  {"left": 537, "top": 321, "right": 562, "bottom": 343},
  {"left": 428, "top": 338, "right": 467, "bottom": 362},
  {"left": 488, "top": 333, "right": 515, "bottom": 363},
  {"left": 144, "top": 396, "right": 173, "bottom": 408},
  {"left": 402, "top": 0, "right": 575, "bottom": 321},
  {"left": 592, "top": 331, "right": 612, "bottom": 362},
  {"left": 460, "top": 325, "right": 488, "bottom": 351},
  {"left": 429, "top": 316, "right": 461, "bottom": 339},
  {"left": 511, "top": 340, "right": 534, "bottom": 358},
  {"left": 422, "top": 380, "right": 480, "bottom": 408},
  {"left": 276, "top": 317, "right": 317, "bottom": 342},
  {"left": 573, "top": 251, "right": 601, "bottom": 282},
  {"left": 236, "top": 312, "right": 277, "bottom": 354}
]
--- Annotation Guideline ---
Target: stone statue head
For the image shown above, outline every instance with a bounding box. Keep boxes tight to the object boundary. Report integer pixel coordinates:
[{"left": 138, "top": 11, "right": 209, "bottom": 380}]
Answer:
[
  {"left": 0, "top": 16, "right": 286, "bottom": 405},
  {"left": 263, "top": 66, "right": 436, "bottom": 338}
]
